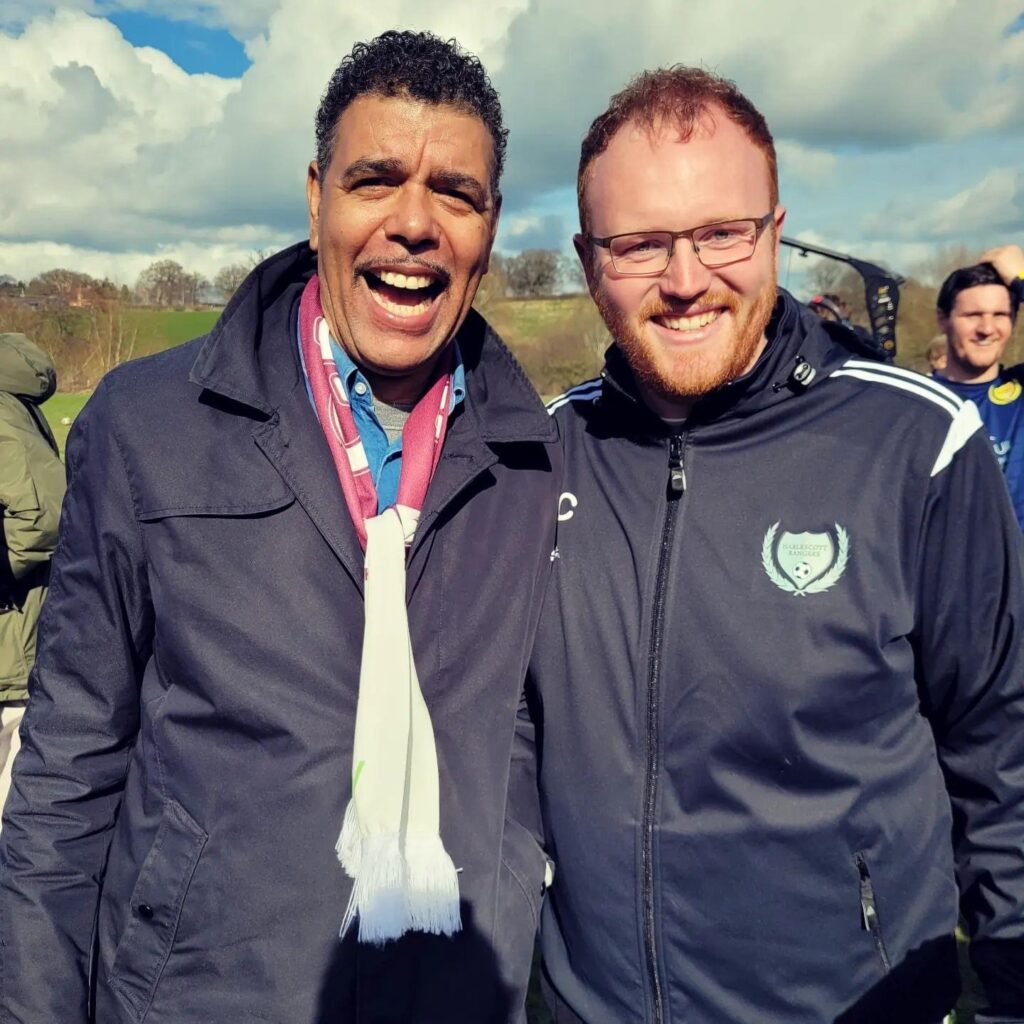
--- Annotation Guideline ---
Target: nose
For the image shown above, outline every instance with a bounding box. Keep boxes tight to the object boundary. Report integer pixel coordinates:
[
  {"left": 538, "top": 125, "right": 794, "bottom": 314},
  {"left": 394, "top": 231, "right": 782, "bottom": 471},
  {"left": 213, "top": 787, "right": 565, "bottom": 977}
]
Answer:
[
  {"left": 976, "top": 315, "right": 999, "bottom": 338},
  {"left": 660, "top": 237, "right": 712, "bottom": 300},
  {"left": 384, "top": 184, "right": 440, "bottom": 251}
]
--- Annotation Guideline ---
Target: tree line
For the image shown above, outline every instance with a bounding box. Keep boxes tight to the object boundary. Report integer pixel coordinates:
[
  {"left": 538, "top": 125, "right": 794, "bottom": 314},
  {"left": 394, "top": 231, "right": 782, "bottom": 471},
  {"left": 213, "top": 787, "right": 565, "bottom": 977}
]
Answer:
[{"left": 2, "top": 242, "right": 1017, "bottom": 397}]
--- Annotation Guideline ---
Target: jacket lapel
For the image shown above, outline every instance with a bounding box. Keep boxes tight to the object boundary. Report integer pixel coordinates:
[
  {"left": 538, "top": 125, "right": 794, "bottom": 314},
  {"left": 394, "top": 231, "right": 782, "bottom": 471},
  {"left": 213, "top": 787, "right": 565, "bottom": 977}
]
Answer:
[{"left": 253, "top": 378, "right": 365, "bottom": 589}]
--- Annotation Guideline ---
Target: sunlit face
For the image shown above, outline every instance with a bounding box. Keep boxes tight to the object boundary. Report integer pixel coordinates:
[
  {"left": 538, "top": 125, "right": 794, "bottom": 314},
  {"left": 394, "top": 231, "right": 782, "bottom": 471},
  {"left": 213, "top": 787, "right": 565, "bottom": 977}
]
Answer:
[
  {"left": 307, "top": 94, "right": 499, "bottom": 396},
  {"left": 576, "top": 108, "right": 784, "bottom": 416},
  {"left": 938, "top": 284, "right": 1014, "bottom": 382}
]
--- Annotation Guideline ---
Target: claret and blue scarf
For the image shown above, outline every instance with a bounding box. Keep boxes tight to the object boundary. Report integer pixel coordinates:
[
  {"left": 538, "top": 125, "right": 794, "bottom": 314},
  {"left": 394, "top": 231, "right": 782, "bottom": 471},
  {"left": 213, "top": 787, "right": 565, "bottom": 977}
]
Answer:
[{"left": 298, "top": 275, "right": 461, "bottom": 945}]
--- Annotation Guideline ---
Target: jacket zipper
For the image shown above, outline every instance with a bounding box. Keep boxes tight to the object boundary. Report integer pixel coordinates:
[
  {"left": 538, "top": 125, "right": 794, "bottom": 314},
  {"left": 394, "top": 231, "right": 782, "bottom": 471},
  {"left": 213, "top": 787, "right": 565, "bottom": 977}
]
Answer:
[
  {"left": 855, "top": 853, "right": 891, "bottom": 972},
  {"left": 642, "top": 432, "right": 686, "bottom": 1024}
]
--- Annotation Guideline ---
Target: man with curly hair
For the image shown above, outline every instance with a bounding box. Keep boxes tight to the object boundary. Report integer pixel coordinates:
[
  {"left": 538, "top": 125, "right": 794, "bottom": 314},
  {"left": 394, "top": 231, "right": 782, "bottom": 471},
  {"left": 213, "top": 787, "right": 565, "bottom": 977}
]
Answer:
[{"left": 0, "top": 32, "right": 558, "bottom": 1024}]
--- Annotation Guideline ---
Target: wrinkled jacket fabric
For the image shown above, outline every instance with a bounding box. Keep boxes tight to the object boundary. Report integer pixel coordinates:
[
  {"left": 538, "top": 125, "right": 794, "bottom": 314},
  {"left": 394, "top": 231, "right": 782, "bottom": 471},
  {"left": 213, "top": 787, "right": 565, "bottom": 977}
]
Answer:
[
  {"left": 0, "top": 333, "right": 64, "bottom": 701},
  {"left": 531, "top": 292, "right": 1024, "bottom": 1024},
  {"left": 0, "top": 244, "right": 560, "bottom": 1024}
]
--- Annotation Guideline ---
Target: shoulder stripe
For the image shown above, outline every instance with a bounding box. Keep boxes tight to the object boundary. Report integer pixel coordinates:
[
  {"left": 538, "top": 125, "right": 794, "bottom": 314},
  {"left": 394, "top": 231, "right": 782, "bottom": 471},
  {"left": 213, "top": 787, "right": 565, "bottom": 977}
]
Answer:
[
  {"left": 547, "top": 378, "right": 603, "bottom": 415},
  {"left": 831, "top": 367, "right": 961, "bottom": 418},
  {"left": 931, "top": 400, "right": 983, "bottom": 477},
  {"left": 840, "top": 359, "right": 963, "bottom": 409}
]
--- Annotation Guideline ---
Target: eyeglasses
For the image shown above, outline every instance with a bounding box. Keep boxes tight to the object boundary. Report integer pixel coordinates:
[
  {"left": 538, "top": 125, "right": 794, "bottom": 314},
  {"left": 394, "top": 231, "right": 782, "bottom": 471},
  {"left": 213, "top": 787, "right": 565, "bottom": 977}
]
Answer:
[{"left": 587, "top": 213, "right": 775, "bottom": 275}]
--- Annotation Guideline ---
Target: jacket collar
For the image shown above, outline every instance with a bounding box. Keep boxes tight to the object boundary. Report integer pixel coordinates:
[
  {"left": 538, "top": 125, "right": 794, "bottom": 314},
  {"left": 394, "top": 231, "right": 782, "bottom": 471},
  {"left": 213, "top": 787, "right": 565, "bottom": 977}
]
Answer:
[
  {"left": 600, "top": 288, "right": 857, "bottom": 431},
  {"left": 189, "top": 242, "right": 554, "bottom": 445}
]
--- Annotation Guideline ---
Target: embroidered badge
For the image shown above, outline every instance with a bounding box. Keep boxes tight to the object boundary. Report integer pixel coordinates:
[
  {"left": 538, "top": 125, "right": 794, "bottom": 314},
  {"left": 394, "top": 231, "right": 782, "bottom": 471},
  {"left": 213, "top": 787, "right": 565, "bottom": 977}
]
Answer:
[
  {"left": 989, "top": 380, "right": 1022, "bottom": 406},
  {"left": 762, "top": 522, "right": 850, "bottom": 596}
]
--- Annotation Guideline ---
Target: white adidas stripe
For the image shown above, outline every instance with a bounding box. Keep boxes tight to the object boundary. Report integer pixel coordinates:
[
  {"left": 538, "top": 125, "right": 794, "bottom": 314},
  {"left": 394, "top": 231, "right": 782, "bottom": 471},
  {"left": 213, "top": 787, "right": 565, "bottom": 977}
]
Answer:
[
  {"left": 840, "top": 359, "right": 963, "bottom": 413},
  {"left": 831, "top": 360, "right": 982, "bottom": 475},
  {"left": 832, "top": 366, "right": 961, "bottom": 418},
  {"left": 547, "top": 378, "right": 602, "bottom": 415}
]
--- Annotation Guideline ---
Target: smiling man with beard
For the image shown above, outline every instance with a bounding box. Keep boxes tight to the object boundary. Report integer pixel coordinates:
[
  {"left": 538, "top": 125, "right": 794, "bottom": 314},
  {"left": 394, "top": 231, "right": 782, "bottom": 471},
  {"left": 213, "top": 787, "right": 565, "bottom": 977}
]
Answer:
[
  {"left": 529, "top": 67, "right": 1024, "bottom": 1023},
  {"left": 0, "top": 31, "right": 559, "bottom": 1024}
]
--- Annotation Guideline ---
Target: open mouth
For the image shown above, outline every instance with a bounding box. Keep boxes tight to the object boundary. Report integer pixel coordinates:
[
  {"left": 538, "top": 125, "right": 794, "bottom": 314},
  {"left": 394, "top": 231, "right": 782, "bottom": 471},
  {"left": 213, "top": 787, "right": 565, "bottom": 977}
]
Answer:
[
  {"left": 363, "top": 268, "right": 446, "bottom": 319},
  {"left": 653, "top": 308, "right": 723, "bottom": 332}
]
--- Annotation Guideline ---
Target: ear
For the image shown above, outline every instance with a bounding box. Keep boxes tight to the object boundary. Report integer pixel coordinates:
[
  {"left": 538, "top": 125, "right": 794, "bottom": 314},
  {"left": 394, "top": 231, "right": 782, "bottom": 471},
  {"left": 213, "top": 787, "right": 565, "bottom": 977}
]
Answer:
[
  {"left": 483, "top": 193, "right": 502, "bottom": 272},
  {"left": 573, "top": 233, "right": 597, "bottom": 294},
  {"left": 936, "top": 309, "right": 950, "bottom": 334},
  {"left": 306, "top": 161, "right": 321, "bottom": 252},
  {"left": 772, "top": 205, "right": 787, "bottom": 259}
]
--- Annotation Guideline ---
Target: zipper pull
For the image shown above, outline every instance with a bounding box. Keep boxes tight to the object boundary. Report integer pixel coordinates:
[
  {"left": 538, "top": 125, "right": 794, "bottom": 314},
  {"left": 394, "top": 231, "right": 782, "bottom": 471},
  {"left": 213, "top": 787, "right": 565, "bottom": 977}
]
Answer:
[{"left": 668, "top": 434, "right": 686, "bottom": 496}]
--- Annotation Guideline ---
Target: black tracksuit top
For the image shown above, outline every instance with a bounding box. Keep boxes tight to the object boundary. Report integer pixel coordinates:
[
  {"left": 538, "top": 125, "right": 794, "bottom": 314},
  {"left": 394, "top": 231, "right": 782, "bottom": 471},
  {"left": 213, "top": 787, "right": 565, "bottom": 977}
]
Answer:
[{"left": 529, "top": 291, "right": 1024, "bottom": 1024}]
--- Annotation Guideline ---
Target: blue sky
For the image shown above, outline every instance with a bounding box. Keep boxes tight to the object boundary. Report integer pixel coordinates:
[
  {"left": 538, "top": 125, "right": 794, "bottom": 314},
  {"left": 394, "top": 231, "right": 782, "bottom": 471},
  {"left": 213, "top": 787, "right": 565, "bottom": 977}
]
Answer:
[
  {"left": 0, "top": 1, "right": 1021, "bottom": 290},
  {"left": 107, "top": 10, "right": 250, "bottom": 77}
]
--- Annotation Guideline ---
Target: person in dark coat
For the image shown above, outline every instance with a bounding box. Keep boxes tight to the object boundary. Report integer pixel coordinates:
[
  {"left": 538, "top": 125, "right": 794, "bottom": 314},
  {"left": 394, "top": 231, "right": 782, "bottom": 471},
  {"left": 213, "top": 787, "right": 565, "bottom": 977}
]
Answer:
[
  {"left": 530, "top": 66, "right": 1024, "bottom": 1024},
  {"left": 0, "top": 32, "right": 558, "bottom": 1024}
]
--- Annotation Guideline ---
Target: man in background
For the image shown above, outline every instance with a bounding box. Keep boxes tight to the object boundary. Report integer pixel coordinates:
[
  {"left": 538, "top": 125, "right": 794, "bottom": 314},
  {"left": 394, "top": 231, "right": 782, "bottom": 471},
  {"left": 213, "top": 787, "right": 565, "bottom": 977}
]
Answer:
[
  {"left": 0, "top": 333, "right": 64, "bottom": 825},
  {"left": 933, "top": 244, "right": 1024, "bottom": 528}
]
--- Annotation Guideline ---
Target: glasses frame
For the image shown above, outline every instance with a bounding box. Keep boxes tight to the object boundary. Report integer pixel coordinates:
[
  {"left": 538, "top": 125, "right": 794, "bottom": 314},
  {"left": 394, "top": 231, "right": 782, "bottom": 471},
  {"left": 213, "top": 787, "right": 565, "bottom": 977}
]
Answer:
[{"left": 587, "top": 212, "right": 775, "bottom": 275}]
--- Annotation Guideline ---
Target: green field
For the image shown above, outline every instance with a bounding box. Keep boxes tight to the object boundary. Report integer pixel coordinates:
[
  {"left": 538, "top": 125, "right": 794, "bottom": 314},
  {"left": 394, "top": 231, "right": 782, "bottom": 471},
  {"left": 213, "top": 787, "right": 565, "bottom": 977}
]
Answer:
[
  {"left": 41, "top": 391, "right": 90, "bottom": 455},
  {"left": 126, "top": 307, "right": 220, "bottom": 356}
]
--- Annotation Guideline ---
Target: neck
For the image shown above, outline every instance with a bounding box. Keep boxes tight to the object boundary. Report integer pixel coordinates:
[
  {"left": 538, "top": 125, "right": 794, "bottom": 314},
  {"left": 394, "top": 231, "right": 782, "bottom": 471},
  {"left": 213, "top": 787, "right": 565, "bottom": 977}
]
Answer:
[
  {"left": 942, "top": 355, "right": 1000, "bottom": 385},
  {"left": 355, "top": 348, "right": 448, "bottom": 406}
]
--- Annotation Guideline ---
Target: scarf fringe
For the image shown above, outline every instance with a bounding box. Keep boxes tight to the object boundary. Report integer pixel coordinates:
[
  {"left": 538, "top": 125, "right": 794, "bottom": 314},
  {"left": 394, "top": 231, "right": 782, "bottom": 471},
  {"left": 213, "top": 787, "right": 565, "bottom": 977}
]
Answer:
[
  {"left": 336, "top": 805, "right": 462, "bottom": 943},
  {"left": 336, "top": 799, "right": 361, "bottom": 876},
  {"left": 404, "top": 834, "right": 462, "bottom": 936}
]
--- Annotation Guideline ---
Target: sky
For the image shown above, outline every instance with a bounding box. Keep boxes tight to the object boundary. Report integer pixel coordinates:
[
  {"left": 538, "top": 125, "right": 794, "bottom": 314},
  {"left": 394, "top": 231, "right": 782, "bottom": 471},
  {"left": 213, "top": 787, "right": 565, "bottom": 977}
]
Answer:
[{"left": 1, "top": 0, "right": 1022, "bottom": 293}]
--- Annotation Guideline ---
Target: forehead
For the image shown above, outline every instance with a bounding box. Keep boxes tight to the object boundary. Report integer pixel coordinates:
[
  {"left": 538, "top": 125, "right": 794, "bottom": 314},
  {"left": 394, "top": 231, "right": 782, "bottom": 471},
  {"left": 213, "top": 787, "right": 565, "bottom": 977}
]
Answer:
[
  {"left": 585, "top": 109, "right": 773, "bottom": 234},
  {"left": 329, "top": 93, "right": 494, "bottom": 180},
  {"left": 952, "top": 284, "right": 1012, "bottom": 315}
]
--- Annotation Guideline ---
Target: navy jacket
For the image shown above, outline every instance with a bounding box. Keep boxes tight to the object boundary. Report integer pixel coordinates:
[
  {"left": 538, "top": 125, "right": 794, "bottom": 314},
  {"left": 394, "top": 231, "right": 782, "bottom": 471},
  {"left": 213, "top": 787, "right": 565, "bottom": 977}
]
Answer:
[
  {"left": 0, "top": 244, "right": 559, "bottom": 1024},
  {"left": 531, "top": 292, "right": 1024, "bottom": 1024}
]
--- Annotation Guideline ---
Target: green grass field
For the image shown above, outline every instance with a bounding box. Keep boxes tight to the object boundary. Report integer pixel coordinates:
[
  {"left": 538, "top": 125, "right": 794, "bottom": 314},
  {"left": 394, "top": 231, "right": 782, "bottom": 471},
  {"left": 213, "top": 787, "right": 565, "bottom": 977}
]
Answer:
[
  {"left": 125, "top": 308, "right": 220, "bottom": 356},
  {"left": 41, "top": 391, "right": 90, "bottom": 456}
]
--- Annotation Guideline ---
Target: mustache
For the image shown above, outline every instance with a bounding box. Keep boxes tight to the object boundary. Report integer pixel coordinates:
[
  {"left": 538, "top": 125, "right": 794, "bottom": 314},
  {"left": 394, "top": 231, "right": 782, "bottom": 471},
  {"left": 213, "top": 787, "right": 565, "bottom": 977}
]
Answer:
[
  {"left": 355, "top": 256, "right": 451, "bottom": 288},
  {"left": 640, "top": 291, "right": 740, "bottom": 320}
]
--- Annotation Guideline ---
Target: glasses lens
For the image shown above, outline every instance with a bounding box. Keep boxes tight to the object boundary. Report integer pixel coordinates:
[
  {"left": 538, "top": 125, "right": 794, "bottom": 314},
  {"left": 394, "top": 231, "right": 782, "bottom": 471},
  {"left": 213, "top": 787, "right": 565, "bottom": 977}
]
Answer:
[
  {"left": 609, "top": 233, "right": 671, "bottom": 273},
  {"left": 693, "top": 221, "right": 757, "bottom": 267}
]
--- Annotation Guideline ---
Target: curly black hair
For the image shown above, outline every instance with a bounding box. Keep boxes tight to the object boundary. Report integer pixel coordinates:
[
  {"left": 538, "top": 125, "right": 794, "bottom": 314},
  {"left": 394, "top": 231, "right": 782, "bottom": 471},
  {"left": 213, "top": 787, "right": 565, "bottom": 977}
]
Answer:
[{"left": 314, "top": 30, "right": 507, "bottom": 200}]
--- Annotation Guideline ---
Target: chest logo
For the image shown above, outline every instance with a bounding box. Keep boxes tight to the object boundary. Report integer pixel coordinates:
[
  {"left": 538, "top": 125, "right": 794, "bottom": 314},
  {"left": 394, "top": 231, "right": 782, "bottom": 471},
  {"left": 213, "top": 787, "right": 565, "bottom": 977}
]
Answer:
[
  {"left": 762, "top": 522, "right": 850, "bottom": 596},
  {"left": 557, "top": 492, "right": 578, "bottom": 521},
  {"left": 989, "top": 380, "right": 1022, "bottom": 405}
]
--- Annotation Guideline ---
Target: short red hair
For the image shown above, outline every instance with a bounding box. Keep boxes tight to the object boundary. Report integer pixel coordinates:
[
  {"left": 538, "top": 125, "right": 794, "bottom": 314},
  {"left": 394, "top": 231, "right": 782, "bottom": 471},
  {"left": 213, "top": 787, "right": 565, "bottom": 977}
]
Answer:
[{"left": 577, "top": 66, "right": 778, "bottom": 236}]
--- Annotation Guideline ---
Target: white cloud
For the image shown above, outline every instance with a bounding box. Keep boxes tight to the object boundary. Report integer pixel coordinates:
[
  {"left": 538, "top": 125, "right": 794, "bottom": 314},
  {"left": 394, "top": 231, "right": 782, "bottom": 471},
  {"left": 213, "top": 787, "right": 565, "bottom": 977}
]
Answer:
[
  {"left": 1, "top": 0, "right": 1023, "bottom": 285},
  {"left": 777, "top": 142, "right": 839, "bottom": 188},
  {"left": 861, "top": 167, "right": 1024, "bottom": 242}
]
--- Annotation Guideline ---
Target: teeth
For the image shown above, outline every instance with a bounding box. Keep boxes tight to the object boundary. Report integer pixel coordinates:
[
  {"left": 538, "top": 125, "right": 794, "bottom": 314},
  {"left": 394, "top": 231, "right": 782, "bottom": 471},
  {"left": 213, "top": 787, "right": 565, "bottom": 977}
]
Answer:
[
  {"left": 378, "top": 270, "right": 434, "bottom": 290},
  {"left": 369, "top": 288, "right": 432, "bottom": 318},
  {"left": 658, "top": 309, "right": 721, "bottom": 331}
]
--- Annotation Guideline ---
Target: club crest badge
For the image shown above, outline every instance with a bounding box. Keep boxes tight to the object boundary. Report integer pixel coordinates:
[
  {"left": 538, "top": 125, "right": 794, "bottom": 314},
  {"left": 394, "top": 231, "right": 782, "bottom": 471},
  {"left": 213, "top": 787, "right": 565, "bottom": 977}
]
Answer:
[
  {"left": 761, "top": 522, "right": 850, "bottom": 596},
  {"left": 989, "top": 380, "right": 1022, "bottom": 406}
]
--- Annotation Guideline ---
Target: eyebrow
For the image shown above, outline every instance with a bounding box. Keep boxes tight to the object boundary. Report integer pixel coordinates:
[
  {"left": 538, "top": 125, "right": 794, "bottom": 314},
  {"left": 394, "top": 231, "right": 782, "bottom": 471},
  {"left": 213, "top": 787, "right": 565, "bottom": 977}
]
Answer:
[
  {"left": 339, "top": 157, "right": 404, "bottom": 184},
  {"left": 430, "top": 169, "right": 488, "bottom": 208},
  {"left": 339, "top": 158, "right": 489, "bottom": 209}
]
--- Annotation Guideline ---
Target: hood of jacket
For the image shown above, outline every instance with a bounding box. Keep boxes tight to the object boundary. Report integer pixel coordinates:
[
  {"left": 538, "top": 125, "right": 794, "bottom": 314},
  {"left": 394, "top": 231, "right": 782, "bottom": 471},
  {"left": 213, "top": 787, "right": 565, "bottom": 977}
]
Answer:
[
  {"left": 0, "top": 333, "right": 57, "bottom": 404},
  {"left": 599, "top": 288, "right": 873, "bottom": 433}
]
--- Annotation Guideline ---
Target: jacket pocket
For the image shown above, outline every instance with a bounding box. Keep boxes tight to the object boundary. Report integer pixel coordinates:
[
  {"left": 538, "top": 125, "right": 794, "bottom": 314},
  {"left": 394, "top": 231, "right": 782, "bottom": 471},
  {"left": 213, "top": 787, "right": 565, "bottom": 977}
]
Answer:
[
  {"left": 855, "top": 852, "right": 891, "bottom": 973},
  {"left": 496, "top": 817, "right": 552, "bottom": 1017},
  {"left": 109, "top": 799, "right": 208, "bottom": 1023}
]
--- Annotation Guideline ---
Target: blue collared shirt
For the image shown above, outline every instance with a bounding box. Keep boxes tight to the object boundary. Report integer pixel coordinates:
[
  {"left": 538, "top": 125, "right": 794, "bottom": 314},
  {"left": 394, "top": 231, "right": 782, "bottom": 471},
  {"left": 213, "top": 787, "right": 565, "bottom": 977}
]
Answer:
[{"left": 298, "top": 325, "right": 466, "bottom": 512}]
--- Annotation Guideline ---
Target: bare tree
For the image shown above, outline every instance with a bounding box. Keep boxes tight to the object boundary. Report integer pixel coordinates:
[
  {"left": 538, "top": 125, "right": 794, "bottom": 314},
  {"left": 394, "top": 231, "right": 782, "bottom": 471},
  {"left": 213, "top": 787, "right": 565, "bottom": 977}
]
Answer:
[
  {"left": 85, "top": 301, "right": 138, "bottom": 379},
  {"left": 214, "top": 263, "right": 250, "bottom": 302},
  {"left": 506, "top": 249, "right": 560, "bottom": 297},
  {"left": 136, "top": 260, "right": 187, "bottom": 307}
]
